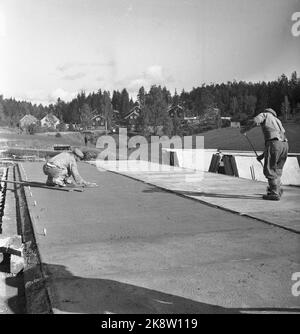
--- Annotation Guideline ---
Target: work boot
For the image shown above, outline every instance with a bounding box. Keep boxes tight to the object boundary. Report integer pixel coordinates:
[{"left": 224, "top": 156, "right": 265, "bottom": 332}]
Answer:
[
  {"left": 266, "top": 186, "right": 283, "bottom": 197},
  {"left": 46, "top": 177, "right": 55, "bottom": 186},
  {"left": 264, "top": 178, "right": 281, "bottom": 200},
  {"left": 263, "top": 194, "right": 280, "bottom": 201}
]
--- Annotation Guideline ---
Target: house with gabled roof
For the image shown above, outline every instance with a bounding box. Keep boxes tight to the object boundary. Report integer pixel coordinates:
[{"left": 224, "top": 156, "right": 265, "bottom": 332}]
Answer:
[
  {"left": 91, "top": 114, "right": 106, "bottom": 128},
  {"left": 40, "top": 113, "right": 60, "bottom": 129},
  {"left": 123, "top": 105, "right": 141, "bottom": 131},
  {"left": 124, "top": 105, "right": 141, "bottom": 121},
  {"left": 168, "top": 104, "right": 185, "bottom": 119},
  {"left": 19, "top": 114, "right": 39, "bottom": 129}
]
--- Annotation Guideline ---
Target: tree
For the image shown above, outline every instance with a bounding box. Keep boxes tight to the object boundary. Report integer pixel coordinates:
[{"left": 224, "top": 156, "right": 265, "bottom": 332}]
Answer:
[
  {"left": 229, "top": 96, "right": 239, "bottom": 115},
  {"left": 0, "top": 97, "right": 7, "bottom": 125},
  {"left": 244, "top": 95, "right": 257, "bottom": 116},
  {"left": 136, "top": 87, "right": 149, "bottom": 133},
  {"left": 112, "top": 90, "right": 122, "bottom": 112},
  {"left": 54, "top": 97, "right": 65, "bottom": 121},
  {"left": 281, "top": 95, "right": 291, "bottom": 121},
  {"left": 146, "top": 85, "right": 171, "bottom": 135},
  {"left": 120, "top": 88, "right": 130, "bottom": 121},
  {"left": 80, "top": 103, "right": 93, "bottom": 129},
  {"left": 102, "top": 91, "right": 113, "bottom": 133}
]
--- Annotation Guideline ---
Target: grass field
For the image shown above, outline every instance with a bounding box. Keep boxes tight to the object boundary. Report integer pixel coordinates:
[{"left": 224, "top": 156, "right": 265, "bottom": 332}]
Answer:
[
  {"left": 197, "top": 122, "right": 300, "bottom": 153},
  {"left": 0, "top": 129, "right": 84, "bottom": 150}
]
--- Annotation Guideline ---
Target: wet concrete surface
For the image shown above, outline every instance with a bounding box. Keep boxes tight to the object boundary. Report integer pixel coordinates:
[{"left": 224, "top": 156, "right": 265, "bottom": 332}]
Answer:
[
  {"left": 94, "top": 160, "right": 300, "bottom": 233},
  {"left": 21, "top": 162, "right": 300, "bottom": 313}
]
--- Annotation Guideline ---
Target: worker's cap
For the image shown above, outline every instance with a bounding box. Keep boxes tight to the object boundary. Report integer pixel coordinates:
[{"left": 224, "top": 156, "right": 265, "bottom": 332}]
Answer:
[
  {"left": 265, "top": 108, "right": 277, "bottom": 117},
  {"left": 72, "top": 148, "right": 84, "bottom": 159}
]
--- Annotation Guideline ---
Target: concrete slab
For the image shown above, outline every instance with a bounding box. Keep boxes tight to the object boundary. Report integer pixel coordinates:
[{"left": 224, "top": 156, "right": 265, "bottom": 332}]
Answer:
[
  {"left": 94, "top": 160, "right": 300, "bottom": 233},
  {"left": 20, "top": 161, "right": 300, "bottom": 313}
]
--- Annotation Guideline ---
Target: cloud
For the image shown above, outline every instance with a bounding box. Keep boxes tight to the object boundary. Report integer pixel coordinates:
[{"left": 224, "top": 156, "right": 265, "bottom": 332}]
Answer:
[
  {"left": 18, "top": 88, "right": 77, "bottom": 105},
  {"left": 124, "top": 65, "right": 174, "bottom": 94},
  {"left": 144, "top": 65, "right": 165, "bottom": 82},
  {"left": 127, "top": 78, "right": 147, "bottom": 92},
  {"left": 62, "top": 72, "right": 86, "bottom": 80},
  {"left": 57, "top": 60, "right": 115, "bottom": 73},
  {"left": 48, "top": 88, "right": 77, "bottom": 103},
  {"left": 17, "top": 90, "right": 50, "bottom": 106}
]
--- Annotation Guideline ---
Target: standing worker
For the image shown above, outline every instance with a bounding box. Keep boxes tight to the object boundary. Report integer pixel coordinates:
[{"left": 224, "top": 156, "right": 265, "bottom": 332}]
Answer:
[
  {"left": 240, "top": 108, "right": 288, "bottom": 201},
  {"left": 43, "top": 148, "right": 97, "bottom": 187}
]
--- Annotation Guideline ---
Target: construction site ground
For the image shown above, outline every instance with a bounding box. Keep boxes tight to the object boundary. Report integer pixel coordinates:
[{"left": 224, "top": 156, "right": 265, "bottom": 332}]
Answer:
[{"left": 7, "top": 160, "right": 297, "bottom": 314}]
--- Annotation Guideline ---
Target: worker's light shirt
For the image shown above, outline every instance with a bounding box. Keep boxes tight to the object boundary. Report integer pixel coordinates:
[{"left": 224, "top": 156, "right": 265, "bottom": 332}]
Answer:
[
  {"left": 253, "top": 112, "right": 286, "bottom": 142},
  {"left": 48, "top": 152, "right": 86, "bottom": 184}
]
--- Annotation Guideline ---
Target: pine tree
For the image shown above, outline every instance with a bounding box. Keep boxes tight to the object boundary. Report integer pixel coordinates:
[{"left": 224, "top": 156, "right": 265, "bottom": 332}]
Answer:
[
  {"left": 80, "top": 103, "right": 93, "bottom": 129},
  {"left": 120, "top": 88, "right": 130, "bottom": 121},
  {"left": 102, "top": 91, "right": 113, "bottom": 133}
]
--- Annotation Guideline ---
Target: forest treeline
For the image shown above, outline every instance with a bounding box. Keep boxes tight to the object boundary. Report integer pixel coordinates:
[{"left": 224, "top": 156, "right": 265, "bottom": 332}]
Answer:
[{"left": 0, "top": 72, "right": 299, "bottom": 132}]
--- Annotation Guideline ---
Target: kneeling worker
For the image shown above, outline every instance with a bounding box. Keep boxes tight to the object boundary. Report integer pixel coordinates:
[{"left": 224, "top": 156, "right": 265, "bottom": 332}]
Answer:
[
  {"left": 240, "top": 108, "right": 288, "bottom": 201},
  {"left": 43, "top": 148, "right": 97, "bottom": 187}
]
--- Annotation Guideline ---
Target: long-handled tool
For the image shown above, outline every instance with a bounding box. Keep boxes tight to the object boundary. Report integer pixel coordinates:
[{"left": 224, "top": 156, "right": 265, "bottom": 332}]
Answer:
[
  {"left": 0, "top": 179, "right": 84, "bottom": 192},
  {"left": 243, "top": 133, "right": 264, "bottom": 168}
]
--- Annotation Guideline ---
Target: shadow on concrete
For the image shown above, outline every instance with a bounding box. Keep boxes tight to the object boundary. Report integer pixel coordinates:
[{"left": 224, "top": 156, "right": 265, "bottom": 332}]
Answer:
[
  {"left": 3, "top": 272, "right": 26, "bottom": 314},
  {"left": 41, "top": 263, "right": 239, "bottom": 314},
  {"left": 5, "top": 263, "right": 300, "bottom": 314},
  {"left": 176, "top": 191, "right": 263, "bottom": 200},
  {"left": 143, "top": 187, "right": 263, "bottom": 200}
]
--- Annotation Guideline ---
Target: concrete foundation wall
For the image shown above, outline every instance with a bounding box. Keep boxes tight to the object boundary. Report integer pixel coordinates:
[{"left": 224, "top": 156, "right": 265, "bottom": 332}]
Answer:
[
  {"left": 163, "top": 149, "right": 300, "bottom": 186},
  {"left": 234, "top": 156, "right": 300, "bottom": 185},
  {"left": 163, "top": 149, "right": 217, "bottom": 171}
]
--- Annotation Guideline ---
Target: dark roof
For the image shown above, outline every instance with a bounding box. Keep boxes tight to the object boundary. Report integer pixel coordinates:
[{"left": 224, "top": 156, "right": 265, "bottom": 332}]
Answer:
[
  {"left": 91, "top": 114, "right": 105, "bottom": 121},
  {"left": 124, "top": 106, "right": 141, "bottom": 119},
  {"left": 167, "top": 104, "right": 184, "bottom": 112}
]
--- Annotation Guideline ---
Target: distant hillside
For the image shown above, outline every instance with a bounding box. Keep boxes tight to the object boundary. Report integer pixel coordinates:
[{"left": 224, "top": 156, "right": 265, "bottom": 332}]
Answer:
[{"left": 198, "top": 123, "right": 300, "bottom": 153}]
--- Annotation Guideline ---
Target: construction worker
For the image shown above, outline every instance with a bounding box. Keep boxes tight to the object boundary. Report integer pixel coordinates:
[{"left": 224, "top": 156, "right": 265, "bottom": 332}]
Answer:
[
  {"left": 240, "top": 108, "right": 288, "bottom": 200},
  {"left": 43, "top": 148, "right": 97, "bottom": 187}
]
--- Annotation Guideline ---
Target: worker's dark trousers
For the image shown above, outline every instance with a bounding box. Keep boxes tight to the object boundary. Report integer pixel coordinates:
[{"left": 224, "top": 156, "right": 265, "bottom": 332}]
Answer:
[{"left": 263, "top": 140, "right": 289, "bottom": 195}]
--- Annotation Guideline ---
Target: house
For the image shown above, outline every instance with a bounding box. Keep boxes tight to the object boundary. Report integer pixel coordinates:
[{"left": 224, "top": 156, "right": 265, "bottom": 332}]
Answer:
[
  {"left": 124, "top": 106, "right": 141, "bottom": 131},
  {"left": 168, "top": 105, "right": 185, "bottom": 119},
  {"left": 40, "top": 113, "right": 60, "bottom": 128},
  {"left": 19, "top": 114, "right": 38, "bottom": 131},
  {"left": 91, "top": 114, "right": 106, "bottom": 128},
  {"left": 112, "top": 109, "right": 120, "bottom": 122}
]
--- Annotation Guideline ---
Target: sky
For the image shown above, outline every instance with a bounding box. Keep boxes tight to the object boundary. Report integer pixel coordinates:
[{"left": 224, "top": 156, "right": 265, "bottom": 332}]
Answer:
[{"left": 0, "top": 0, "right": 299, "bottom": 105}]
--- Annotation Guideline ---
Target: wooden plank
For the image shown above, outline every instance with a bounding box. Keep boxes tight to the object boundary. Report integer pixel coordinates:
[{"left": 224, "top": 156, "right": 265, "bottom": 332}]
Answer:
[{"left": 1, "top": 179, "right": 84, "bottom": 192}]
